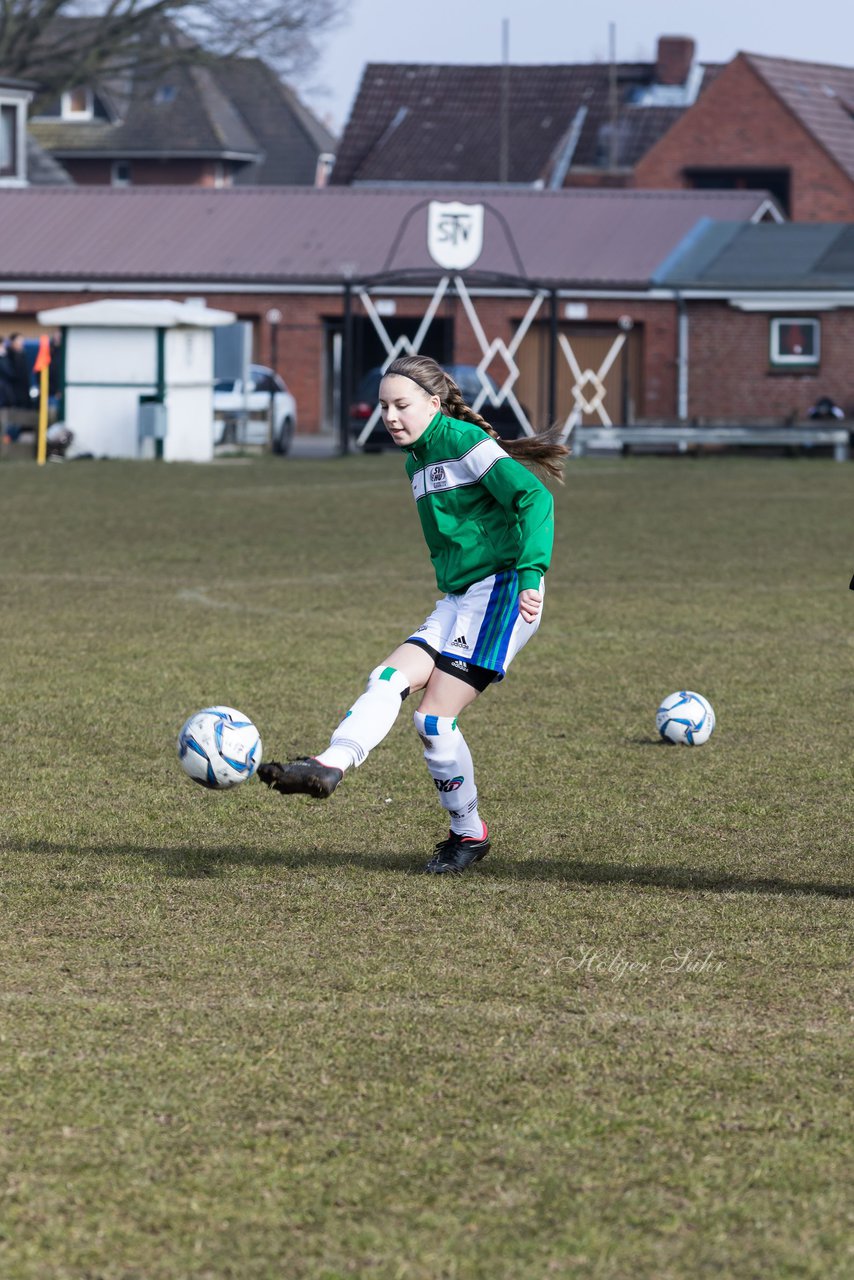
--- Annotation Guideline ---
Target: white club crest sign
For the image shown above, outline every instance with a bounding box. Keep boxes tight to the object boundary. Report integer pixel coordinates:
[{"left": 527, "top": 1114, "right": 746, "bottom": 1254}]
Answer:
[{"left": 427, "top": 201, "right": 485, "bottom": 270}]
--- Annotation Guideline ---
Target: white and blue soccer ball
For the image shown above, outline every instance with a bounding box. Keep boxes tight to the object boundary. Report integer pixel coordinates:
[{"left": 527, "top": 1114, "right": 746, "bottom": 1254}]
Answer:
[
  {"left": 655, "top": 690, "right": 715, "bottom": 746},
  {"left": 177, "top": 706, "right": 262, "bottom": 788}
]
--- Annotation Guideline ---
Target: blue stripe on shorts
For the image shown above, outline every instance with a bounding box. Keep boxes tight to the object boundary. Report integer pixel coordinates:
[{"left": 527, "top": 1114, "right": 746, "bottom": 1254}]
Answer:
[{"left": 471, "top": 569, "right": 519, "bottom": 672}]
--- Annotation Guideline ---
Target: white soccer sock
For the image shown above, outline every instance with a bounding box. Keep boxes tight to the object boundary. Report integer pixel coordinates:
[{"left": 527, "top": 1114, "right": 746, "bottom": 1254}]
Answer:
[
  {"left": 316, "top": 664, "right": 410, "bottom": 773},
  {"left": 413, "top": 710, "right": 483, "bottom": 838}
]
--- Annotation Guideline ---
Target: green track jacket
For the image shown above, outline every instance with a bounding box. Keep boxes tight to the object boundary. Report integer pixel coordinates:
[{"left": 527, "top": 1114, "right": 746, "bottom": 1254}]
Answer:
[{"left": 403, "top": 412, "right": 554, "bottom": 595}]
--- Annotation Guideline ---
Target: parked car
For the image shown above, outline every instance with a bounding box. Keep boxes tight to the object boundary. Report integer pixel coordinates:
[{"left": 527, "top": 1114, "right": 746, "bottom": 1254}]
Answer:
[
  {"left": 350, "top": 363, "right": 527, "bottom": 451},
  {"left": 213, "top": 364, "right": 297, "bottom": 454}
]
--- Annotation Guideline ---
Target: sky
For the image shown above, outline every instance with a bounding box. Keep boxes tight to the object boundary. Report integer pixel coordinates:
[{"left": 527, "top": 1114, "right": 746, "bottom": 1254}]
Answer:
[{"left": 298, "top": 0, "right": 854, "bottom": 134}]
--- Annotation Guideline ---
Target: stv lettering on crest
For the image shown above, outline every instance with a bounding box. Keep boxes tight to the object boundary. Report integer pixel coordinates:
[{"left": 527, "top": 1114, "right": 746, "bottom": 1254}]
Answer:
[{"left": 427, "top": 201, "right": 485, "bottom": 271}]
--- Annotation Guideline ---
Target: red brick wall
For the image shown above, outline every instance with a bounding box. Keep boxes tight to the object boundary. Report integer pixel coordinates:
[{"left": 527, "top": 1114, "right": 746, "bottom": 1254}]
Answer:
[
  {"left": 634, "top": 55, "right": 854, "bottom": 221},
  {"left": 17, "top": 282, "right": 854, "bottom": 428},
  {"left": 31, "top": 283, "right": 847, "bottom": 427},
  {"left": 367, "top": 295, "right": 679, "bottom": 423},
  {"left": 686, "top": 301, "right": 854, "bottom": 421},
  {"left": 11, "top": 286, "right": 326, "bottom": 422},
  {"left": 62, "top": 159, "right": 235, "bottom": 186},
  {"left": 5, "top": 286, "right": 682, "bottom": 430},
  {"left": 62, "top": 160, "right": 116, "bottom": 184}
]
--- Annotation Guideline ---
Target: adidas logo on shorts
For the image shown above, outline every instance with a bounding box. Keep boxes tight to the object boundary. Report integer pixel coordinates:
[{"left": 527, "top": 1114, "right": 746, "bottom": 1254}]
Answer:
[{"left": 450, "top": 659, "right": 469, "bottom": 671}]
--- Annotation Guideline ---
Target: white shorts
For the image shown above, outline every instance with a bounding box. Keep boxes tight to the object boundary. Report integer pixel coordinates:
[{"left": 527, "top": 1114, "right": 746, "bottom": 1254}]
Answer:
[{"left": 406, "top": 569, "right": 543, "bottom": 685}]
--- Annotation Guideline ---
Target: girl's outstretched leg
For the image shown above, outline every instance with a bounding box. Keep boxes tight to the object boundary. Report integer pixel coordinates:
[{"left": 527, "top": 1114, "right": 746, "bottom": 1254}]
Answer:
[{"left": 258, "top": 643, "right": 434, "bottom": 798}]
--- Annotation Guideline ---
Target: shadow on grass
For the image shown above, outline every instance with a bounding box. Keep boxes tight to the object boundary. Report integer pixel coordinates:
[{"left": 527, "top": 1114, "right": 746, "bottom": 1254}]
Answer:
[{"left": 9, "top": 840, "right": 852, "bottom": 898}]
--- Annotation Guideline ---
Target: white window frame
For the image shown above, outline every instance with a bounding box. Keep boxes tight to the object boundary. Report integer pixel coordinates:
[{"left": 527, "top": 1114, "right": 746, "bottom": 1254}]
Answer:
[
  {"left": 111, "top": 160, "right": 131, "bottom": 187},
  {"left": 770, "top": 317, "right": 820, "bottom": 367},
  {"left": 212, "top": 162, "right": 232, "bottom": 189},
  {"left": 0, "top": 93, "right": 29, "bottom": 185},
  {"left": 61, "top": 87, "right": 95, "bottom": 120}
]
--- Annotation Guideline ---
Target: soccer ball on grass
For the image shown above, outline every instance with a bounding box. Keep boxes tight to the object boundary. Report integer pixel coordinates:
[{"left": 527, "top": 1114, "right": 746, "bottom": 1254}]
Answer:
[
  {"left": 655, "top": 690, "right": 715, "bottom": 746},
  {"left": 177, "top": 705, "right": 262, "bottom": 788}
]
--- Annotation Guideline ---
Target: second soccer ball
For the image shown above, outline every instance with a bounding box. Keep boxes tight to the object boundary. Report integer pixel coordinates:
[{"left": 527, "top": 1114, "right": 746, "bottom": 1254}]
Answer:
[{"left": 655, "top": 690, "right": 715, "bottom": 746}]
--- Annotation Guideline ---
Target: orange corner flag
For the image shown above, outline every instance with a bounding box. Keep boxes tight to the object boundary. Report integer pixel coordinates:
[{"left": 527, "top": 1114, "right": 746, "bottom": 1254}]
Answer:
[{"left": 34, "top": 334, "right": 51, "bottom": 372}]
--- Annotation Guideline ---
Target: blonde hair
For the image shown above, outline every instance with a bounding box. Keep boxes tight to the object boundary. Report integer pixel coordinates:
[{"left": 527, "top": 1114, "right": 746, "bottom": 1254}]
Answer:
[{"left": 384, "top": 355, "right": 568, "bottom": 482}]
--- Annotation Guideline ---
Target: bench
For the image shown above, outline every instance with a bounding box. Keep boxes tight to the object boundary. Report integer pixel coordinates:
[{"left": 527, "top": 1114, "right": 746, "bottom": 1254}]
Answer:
[{"left": 572, "top": 425, "right": 851, "bottom": 463}]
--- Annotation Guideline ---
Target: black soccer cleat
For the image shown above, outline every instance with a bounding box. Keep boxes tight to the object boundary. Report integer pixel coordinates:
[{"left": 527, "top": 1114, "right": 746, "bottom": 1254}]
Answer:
[
  {"left": 425, "top": 825, "right": 491, "bottom": 875},
  {"left": 257, "top": 757, "right": 343, "bottom": 799}
]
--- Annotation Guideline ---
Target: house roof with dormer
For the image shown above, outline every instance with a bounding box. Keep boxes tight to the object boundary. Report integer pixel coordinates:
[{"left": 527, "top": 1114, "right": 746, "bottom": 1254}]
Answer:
[
  {"left": 30, "top": 60, "right": 261, "bottom": 162},
  {"left": 331, "top": 56, "right": 723, "bottom": 187},
  {"left": 24, "top": 33, "right": 335, "bottom": 181}
]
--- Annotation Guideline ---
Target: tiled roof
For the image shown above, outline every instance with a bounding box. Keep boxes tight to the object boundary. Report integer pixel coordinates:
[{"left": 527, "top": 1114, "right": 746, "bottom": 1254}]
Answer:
[
  {"left": 0, "top": 186, "right": 775, "bottom": 288},
  {"left": 214, "top": 59, "right": 336, "bottom": 185},
  {"left": 746, "top": 53, "right": 854, "bottom": 182},
  {"left": 331, "top": 62, "right": 720, "bottom": 186},
  {"left": 30, "top": 61, "right": 259, "bottom": 158},
  {"left": 27, "top": 53, "right": 333, "bottom": 181},
  {"left": 25, "top": 134, "right": 74, "bottom": 185}
]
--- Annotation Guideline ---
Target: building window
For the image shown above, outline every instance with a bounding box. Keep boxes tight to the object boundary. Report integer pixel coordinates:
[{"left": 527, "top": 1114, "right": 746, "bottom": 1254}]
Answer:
[
  {"left": 61, "top": 87, "right": 94, "bottom": 119},
  {"left": 0, "top": 104, "right": 18, "bottom": 177},
  {"left": 685, "top": 167, "right": 791, "bottom": 216},
  {"left": 770, "top": 318, "right": 820, "bottom": 367},
  {"left": 111, "top": 161, "right": 131, "bottom": 187}
]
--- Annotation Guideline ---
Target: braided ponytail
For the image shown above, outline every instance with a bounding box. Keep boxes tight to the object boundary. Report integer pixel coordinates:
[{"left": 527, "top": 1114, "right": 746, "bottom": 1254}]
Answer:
[
  {"left": 441, "top": 379, "right": 494, "bottom": 433},
  {"left": 385, "top": 355, "right": 568, "bottom": 483}
]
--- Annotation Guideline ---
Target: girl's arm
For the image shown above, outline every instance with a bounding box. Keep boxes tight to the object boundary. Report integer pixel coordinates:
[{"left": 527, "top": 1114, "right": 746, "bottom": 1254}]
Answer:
[{"left": 480, "top": 455, "right": 555, "bottom": 590}]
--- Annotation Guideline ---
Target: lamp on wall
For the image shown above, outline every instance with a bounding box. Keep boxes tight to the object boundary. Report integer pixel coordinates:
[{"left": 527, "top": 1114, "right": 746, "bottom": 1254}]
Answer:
[{"left": 266, "top": 307, "right": 283, "bottom": 373}]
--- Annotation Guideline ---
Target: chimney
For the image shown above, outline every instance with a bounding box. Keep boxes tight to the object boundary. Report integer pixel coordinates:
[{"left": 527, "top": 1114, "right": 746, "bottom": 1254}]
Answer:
[{"left": 655, "top": 36, "right": 695, "bottom": 86}]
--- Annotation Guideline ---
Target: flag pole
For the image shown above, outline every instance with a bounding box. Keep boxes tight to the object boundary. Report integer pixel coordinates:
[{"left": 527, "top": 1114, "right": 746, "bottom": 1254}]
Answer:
[{"left": 34, "top": 335, "right": 51, "bottom": 466}]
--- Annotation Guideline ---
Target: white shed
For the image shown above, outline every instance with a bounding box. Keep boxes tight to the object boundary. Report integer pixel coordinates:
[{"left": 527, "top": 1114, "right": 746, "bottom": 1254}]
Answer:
[{"left": 37, "top": 299, "right": 236, "bottom": 462}]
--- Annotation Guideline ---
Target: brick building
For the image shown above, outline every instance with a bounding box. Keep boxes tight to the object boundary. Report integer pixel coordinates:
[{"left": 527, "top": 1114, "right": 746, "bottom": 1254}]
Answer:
[
  {"left": 634, "top": 53, "right": 854, "bottom": 220},
  {"left": 23, "top": 24, "right": 335, "bottom": 189},
  {"left": 654, "top": 221, "right": 854, "bottom": 421},
  {"left": 0, "top": 185, "right": 777, "bottom": 436},
  {"left": 334, "top": 41, "right": 854, "bottom": 225}
]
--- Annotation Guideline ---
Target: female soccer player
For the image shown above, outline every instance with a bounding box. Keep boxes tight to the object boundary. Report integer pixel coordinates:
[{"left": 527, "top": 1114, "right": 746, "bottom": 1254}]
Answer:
[{"left": 259, "top": 355, "right": 567, "bottom": 873}]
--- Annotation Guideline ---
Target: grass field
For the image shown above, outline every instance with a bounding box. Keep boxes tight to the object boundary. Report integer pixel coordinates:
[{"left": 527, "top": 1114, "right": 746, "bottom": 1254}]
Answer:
[{"left": 1, "top": 452, "right": 851, "bottom": 1280}]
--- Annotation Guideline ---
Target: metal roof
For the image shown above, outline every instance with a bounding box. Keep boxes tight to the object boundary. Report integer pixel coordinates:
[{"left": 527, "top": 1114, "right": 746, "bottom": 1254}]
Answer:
[
  {"left": 0, "top": 186, "right": 775, "bottom": 290},
  {"left": 653, "top": 222, "right": 854, "bottom": 289}
]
